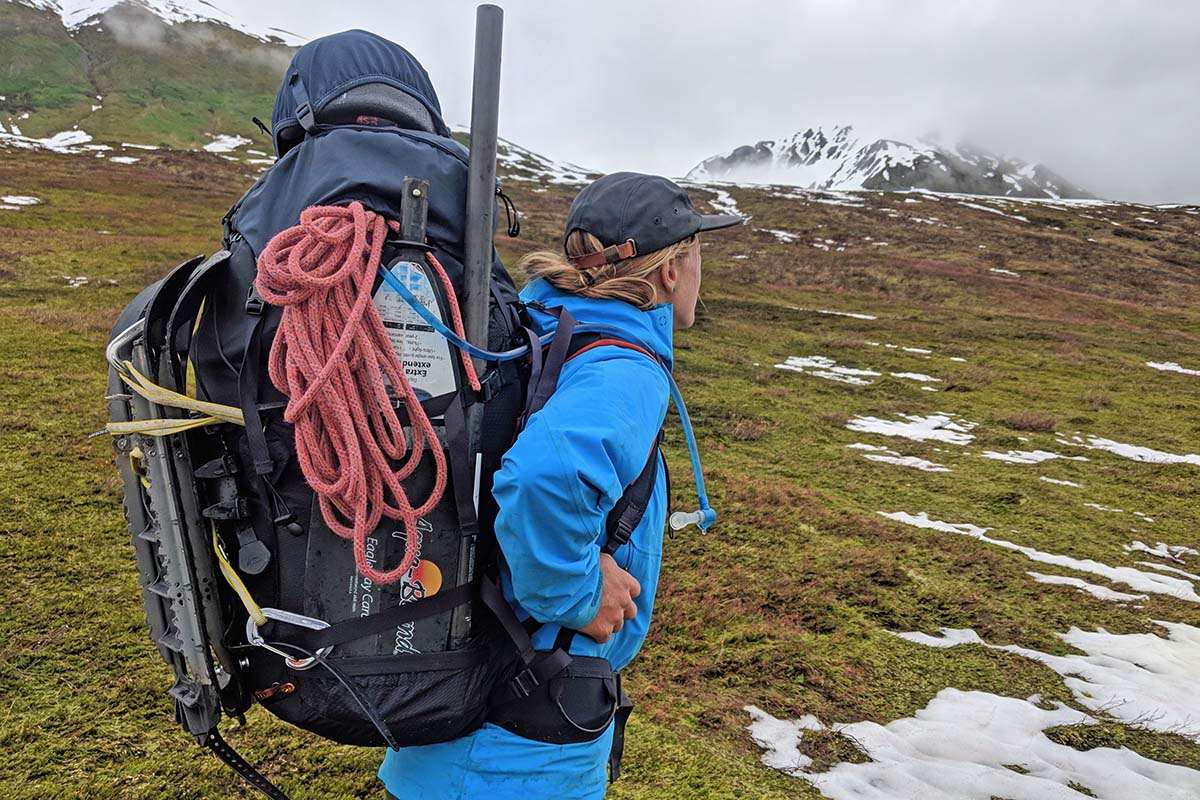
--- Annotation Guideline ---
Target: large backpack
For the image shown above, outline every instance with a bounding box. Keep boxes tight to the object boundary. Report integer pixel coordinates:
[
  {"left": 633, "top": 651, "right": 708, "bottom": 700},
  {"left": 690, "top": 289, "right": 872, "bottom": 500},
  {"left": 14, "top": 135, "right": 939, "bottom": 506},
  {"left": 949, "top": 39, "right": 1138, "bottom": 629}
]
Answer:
[{"left": 104, "top": 30, "right": 667, "bottom": 799}]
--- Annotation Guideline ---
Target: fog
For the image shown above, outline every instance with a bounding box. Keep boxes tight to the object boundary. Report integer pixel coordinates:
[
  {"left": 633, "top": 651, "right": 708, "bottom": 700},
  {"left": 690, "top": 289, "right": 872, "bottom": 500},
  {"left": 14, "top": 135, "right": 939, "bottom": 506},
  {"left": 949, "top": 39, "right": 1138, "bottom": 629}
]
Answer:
[{"left": 228, "top": 0, "right": 1200, "bottom": 203}]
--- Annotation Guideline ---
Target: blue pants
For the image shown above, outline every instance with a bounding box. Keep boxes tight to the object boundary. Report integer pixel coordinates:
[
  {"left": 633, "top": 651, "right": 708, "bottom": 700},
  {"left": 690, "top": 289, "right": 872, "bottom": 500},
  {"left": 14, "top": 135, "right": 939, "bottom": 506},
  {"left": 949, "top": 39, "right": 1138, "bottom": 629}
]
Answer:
[{"left": 379, "top": 721, "right": 613, "bottom": 799}]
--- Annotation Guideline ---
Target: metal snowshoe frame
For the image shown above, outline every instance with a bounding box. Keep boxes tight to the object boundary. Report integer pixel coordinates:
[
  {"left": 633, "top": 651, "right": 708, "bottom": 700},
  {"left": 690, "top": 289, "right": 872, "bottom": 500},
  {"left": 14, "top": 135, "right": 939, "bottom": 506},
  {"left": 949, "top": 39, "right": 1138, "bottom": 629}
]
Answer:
[{"left": 106, "top": 251, "right": 294, "bottom": 796}]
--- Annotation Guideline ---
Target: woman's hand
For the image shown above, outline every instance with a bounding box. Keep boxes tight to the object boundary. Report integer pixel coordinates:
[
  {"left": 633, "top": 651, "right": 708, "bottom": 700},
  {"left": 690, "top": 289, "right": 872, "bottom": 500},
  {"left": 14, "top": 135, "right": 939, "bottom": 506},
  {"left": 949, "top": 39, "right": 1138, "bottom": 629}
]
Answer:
[{"left": 578, "top": 553, "right": 641, "bottom": 643}]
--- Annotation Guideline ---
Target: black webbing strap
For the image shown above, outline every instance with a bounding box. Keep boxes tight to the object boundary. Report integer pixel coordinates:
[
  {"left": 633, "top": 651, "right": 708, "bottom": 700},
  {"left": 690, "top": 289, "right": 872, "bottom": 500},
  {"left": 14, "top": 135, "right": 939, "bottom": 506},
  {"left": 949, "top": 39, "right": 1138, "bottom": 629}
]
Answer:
[
  {"left": 608, "top": 675, "right": 634, "bottom": 783},
  {"left": 443, "top": 397, "right": 480, "bottom": 534},
  {"left": 265, "top": 582, "right": 473, "bottom": 652},
  {"left": 386, "top": 390, "right": 458, "bottom": 426},
  {"left": 479, "top": 580, "right": 572, "bottom": 700},
  {"left": 602, "top": 431, "right": 664, "bottom": 557},
  {"left": 553, "top": 625, "right": 577, "bottom": 654},
  {"left": 520, "top": 325, "right": 543, "bottom": 424},
  {"left": 237, "top": 315, "right": 274, "bottom": 477},
  {"left": 479, "top": 578, "right": 535, "bottom": 666},
  {"left": 203, "top": 727, "right": 291, "bottom": 800},
  {"left": 523, "top": 306, "right": 578, "bottom": 424}
]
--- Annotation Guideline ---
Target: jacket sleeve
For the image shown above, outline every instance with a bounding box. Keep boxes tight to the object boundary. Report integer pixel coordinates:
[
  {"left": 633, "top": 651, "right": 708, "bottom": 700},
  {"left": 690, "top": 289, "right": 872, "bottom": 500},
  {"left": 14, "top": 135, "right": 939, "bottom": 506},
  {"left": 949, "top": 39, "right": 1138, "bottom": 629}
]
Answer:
[{"left": 492, "top": 350, "right": 670, "bottom": 630}]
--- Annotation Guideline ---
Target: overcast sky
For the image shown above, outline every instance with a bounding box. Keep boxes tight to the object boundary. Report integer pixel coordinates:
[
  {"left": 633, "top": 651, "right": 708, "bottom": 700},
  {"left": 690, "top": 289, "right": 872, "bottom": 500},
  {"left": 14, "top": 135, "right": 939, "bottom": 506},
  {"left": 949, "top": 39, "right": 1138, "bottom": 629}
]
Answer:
[{"left": 232, "top": 0, "right": 1200, "bottom": 204}]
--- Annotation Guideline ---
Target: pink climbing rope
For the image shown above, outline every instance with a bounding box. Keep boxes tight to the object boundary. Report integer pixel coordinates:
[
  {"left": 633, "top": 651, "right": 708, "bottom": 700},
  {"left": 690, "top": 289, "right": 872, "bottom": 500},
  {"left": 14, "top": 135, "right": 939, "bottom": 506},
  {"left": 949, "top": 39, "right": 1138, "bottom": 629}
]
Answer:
[{"left": 255, "top": 201, "right": 476, "bottom": 584}]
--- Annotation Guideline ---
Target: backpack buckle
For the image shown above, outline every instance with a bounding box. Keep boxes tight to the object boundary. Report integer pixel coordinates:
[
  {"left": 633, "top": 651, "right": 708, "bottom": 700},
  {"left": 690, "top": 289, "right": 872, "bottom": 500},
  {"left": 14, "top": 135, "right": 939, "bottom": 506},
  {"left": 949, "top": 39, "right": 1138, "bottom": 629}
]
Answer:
[
  {"left": 510, "top": 667, "right": 541, "bottom": 698},
  {"left": 245, "top": 284, "right": 265, "bottom": 315},
  {"left": 476, "top": 368, "right": 504, "bottom": 403}
]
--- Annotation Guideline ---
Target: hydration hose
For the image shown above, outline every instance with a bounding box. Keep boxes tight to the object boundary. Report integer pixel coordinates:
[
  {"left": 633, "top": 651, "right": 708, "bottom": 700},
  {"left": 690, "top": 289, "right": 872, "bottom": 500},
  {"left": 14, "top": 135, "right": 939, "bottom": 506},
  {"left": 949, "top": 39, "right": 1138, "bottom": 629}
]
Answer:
[{"left": 377, "top": 264, "right": 717, "bottom": 532}]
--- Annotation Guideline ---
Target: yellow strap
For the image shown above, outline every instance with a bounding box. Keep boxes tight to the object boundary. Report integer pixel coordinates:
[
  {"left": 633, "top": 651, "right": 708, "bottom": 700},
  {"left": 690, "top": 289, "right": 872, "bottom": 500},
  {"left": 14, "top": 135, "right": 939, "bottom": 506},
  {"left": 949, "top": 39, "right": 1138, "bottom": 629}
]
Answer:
[
  {"left": 119, "top": 360, "right": 244, "bottom": 425},
  {"left": 106, "top": 360, "right": 246, "bottom": 437},
  {"left": 129, "top": 447, "right": 151, "bottom": 489},
  {"left": 107, "top": 417, "right": 224, "bottom": 437},
  {"left": 212, "top": 524, "right": 267, "bottom": 627}
]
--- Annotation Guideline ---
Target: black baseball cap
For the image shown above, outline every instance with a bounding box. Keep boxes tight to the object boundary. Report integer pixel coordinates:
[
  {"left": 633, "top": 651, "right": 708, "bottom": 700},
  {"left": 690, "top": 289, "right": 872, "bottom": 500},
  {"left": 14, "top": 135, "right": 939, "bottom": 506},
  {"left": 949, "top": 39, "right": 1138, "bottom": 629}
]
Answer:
[{"left": 563, "top": 172, "right": 743, "bottom": 270}]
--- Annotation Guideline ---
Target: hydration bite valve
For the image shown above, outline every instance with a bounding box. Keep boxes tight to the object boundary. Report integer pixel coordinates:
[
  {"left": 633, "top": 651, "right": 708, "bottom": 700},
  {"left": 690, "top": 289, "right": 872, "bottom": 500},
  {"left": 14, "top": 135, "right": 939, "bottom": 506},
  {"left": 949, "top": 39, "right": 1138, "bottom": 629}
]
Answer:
[{"left": 669, "top": 507, "right": 717, "bottom": 532}]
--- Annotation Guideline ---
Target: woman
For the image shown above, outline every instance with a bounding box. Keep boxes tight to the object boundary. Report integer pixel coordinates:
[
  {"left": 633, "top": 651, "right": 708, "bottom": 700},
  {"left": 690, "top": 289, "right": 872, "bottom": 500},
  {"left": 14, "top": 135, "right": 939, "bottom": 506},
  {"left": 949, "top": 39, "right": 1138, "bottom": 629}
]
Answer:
[{"left": 380, "top": 172, "right": 741, "bottom": 798}]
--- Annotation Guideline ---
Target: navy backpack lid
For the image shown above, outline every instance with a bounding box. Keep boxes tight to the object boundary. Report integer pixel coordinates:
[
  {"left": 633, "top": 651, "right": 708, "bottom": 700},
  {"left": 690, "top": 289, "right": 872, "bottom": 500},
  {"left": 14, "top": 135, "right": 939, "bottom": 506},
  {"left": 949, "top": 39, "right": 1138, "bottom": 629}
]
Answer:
[{"left": 272, "top": 29, "right": 452, "bottom": 156}]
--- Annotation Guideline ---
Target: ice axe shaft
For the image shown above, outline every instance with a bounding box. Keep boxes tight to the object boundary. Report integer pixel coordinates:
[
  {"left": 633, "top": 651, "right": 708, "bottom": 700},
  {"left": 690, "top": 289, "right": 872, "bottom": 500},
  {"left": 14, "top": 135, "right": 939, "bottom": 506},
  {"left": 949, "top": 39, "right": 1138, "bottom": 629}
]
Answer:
[
  {"left": 454, "top": 3, "right": 504, "bottom": 649},
  {"left": 463, "top": 3, "right": 503, "bottom": 360}
]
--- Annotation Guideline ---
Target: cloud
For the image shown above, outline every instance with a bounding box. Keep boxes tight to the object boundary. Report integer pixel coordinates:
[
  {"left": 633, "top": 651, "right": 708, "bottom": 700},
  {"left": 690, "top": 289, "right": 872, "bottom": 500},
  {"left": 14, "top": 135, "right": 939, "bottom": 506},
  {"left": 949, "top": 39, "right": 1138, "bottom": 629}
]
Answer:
[
  {"left": 103, "top": 4, "right": 294, "bottom": 74},
  {"left": 229, "top": 0, "right": 1200, "bottom": 202}
]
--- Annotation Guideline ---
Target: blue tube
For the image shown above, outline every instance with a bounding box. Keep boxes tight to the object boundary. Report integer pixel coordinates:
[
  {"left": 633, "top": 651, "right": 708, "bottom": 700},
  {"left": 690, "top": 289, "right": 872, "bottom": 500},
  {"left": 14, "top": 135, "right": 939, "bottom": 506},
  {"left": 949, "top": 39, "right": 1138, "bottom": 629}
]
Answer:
[
  {"left": 570, "top": 325, "right": 715, "bottom": 531},
  {"left": 378, "top": 265, "right": 552, "bottom": 360},
  {"left": 378, "top": 265, "right": 716, "bottom": 530}
]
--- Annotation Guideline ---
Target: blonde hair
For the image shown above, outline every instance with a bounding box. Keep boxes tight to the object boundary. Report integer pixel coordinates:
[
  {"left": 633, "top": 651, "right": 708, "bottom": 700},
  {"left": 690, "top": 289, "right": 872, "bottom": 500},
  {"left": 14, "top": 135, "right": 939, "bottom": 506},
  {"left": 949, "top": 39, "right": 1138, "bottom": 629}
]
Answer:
[{"left": 519, "top": 230, "right": 697, "bottom": 310}]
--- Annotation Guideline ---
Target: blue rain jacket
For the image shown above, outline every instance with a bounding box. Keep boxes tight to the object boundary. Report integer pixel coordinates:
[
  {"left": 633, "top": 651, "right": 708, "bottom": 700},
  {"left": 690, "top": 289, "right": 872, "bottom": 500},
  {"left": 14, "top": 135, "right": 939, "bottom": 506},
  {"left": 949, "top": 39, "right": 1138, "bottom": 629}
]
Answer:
[{"left": 379, "top": 278, "right": 674, "bottom": 799}]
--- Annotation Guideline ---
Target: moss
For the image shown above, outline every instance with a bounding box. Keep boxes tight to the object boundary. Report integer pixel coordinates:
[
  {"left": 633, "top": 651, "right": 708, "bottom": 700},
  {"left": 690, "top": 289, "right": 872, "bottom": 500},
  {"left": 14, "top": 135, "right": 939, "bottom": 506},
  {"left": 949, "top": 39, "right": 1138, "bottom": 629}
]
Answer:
[{"left": 798, "top": 729, "right": 871, "bottom": 773}]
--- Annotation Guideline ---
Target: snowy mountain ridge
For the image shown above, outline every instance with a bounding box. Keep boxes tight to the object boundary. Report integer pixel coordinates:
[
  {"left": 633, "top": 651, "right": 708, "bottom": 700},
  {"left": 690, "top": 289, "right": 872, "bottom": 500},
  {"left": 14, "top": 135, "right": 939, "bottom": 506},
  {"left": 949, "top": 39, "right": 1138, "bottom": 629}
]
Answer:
[
  {"left": 687, "top": 124, "right": 1094, "bottom": 200},
  {"left": 13, "top": 0, "right": 305, "bottom": 45}
]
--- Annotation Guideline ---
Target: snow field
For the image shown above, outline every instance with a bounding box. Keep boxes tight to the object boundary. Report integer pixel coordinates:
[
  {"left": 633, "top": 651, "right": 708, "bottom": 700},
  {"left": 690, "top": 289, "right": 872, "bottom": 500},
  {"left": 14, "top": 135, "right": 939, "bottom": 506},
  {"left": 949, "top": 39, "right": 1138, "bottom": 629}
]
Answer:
[
  {"left": 748, "top": 688, "right": 1200, "bottom": 799},
  {"left": 879, "top": 511, "right": 1199, "bottom": 602},
  {"left": 891, "top": 622, "right": 1200, "bottom": 742}
]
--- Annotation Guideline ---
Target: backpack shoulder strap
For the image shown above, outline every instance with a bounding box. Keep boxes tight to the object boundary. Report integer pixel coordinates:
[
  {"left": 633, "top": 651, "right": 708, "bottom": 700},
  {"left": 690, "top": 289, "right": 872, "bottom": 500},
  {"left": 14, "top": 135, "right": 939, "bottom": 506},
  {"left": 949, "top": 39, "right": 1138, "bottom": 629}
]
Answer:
[{"left": 601, "top": 428, "right": 664, "bottom": 557}]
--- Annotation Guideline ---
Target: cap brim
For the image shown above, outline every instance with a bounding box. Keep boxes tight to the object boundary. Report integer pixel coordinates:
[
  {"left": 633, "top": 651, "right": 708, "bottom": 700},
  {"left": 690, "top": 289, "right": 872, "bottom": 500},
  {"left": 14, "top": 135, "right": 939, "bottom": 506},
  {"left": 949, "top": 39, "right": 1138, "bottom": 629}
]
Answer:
[{"left": 696, "top": 213, "right": 744, "bottom": 233}]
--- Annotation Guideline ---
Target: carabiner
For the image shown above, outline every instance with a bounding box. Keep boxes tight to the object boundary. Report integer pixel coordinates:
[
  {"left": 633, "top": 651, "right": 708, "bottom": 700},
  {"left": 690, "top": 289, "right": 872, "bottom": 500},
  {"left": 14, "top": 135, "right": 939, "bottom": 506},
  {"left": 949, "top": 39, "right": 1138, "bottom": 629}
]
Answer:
[{"left": 245, "top": 607, "right": 333, "bottom": 671}]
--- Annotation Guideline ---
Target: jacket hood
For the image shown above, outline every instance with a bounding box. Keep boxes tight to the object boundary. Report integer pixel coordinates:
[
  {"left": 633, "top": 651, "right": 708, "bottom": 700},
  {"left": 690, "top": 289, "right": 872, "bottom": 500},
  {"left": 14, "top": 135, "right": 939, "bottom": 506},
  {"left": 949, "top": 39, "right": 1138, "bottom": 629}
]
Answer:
[
  {"left": 520, "top": 278, "right": 675, "bottom": 371},
  {"left": 271, "top": 29, "right": 451, "bottom": 156}
]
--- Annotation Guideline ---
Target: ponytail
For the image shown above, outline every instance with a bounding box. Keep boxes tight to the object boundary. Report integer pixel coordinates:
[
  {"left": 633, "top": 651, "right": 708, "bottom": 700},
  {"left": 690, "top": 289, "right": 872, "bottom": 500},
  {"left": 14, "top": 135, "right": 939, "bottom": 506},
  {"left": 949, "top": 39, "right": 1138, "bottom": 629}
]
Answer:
[{"left": 520, "top": 230, "right": 696, "bottom": 310}]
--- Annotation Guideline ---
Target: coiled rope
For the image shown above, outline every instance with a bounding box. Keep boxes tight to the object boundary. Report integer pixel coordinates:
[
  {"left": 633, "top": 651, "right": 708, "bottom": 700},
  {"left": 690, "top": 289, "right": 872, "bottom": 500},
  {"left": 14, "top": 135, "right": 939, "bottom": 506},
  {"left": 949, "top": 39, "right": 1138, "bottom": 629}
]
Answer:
[{"left": 255, "top": 201, "right": 478, "bottom": 584}]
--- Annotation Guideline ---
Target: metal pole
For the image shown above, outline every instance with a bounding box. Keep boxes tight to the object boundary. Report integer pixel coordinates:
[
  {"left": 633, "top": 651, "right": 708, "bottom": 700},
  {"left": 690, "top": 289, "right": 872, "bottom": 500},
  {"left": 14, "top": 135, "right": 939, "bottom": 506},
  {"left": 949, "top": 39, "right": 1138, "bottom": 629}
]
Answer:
[
  {"left": 452, "top": 3, "right": 503, "bottom": 650},
  {"left": 462, "top": 3, "right": 503, "bottom": 363}
]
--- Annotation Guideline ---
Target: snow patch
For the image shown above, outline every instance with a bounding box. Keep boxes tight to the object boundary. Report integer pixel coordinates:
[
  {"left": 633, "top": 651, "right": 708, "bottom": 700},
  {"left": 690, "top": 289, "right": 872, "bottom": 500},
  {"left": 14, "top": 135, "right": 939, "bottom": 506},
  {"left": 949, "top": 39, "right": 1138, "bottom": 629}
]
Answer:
[
  {"left": 890, "top": 372, "right": 941, "bottom": 383},
  {"left": 1125, "top": 541, "right": 1197, "bottom": 563},
  {"left": 775, "top": 356, "right": 880, "bottom": 386},
  {"left": 758, "top": 228, "right": 798, "bottom": 243},
  {"left": 1146, "top": 361, "right": 1200, "bottom": 377},
  {"left": 815, "top": 309, "right": 877, "bottom": 320},
  {"left": 989, "top": 267, "right": 1020, "bottom": 277},
  {"left": 1, "top": 195, "right": 41, "bottom": 206},
  {"left": 0, "top": 128, "right": 94, "bottom": 154},
  {"left": 895, "top": 623, "right": 1200, "bottom": 742},
  {"left": 1056, "top": 434, "right": 1200, "bottom": 466},
  {"left": 28, "top": 0, "right": 307, "bottom": 45},
  {"left": 879, "top": 511, "right": 1199, "bottom": 602},
  {"left": 1026, "top": 572, "right": 1147, "bottom": 603},
  {"left": 958, "top": 200, "right": 1029, "bottom": 222},
  {"left": 984, "top": 449, "right": 1090, "bottom": 465},
  {"left": 109, "top": 156, "right": 139, "bottom": 164},
  {"left": 202, "top": 134, "right": 252, "bottom": 153},
  {"left": 748, "top": 688, "right": 1200, "bottom": 799},
  {"left": 1040, "top": 476, "right": 1082, "bottom": 487},
  {"left": 847, "top": 414, "right": 976, "bottom": 445},
  {"left": 491, "top": 134, "right": 595, "bottom": 185},
  {"left": 847, "top": 443, "right": 951, "bottom": 472}
]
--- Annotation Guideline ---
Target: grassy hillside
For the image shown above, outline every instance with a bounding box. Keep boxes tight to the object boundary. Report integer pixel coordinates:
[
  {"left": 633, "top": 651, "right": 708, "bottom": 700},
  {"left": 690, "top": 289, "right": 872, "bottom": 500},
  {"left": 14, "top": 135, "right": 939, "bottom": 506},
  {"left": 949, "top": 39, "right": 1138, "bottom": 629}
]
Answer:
[
  {"left": 0, "top": 2, "right": 285, "bottom": 150},
  {"left": 1, "top": 147, "right": 1199, "bottom": 799}
]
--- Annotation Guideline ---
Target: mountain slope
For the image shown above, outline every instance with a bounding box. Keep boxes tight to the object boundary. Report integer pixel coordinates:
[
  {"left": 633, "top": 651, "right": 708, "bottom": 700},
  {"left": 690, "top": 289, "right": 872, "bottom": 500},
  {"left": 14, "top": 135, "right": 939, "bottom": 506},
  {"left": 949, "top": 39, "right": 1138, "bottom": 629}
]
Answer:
[
  {"left": 688, "top": 124, "right": 1094, "bottom": 199},
  {"left": 0, "top": 0, "right": 291, "bottom": 151}
]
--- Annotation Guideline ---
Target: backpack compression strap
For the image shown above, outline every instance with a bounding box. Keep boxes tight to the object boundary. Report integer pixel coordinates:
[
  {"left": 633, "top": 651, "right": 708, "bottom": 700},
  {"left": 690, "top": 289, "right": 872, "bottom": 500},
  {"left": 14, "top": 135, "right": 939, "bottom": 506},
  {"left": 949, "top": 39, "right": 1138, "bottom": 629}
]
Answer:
[{"left": 203, "top": 728, "right": 291, "bottom": 800}]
